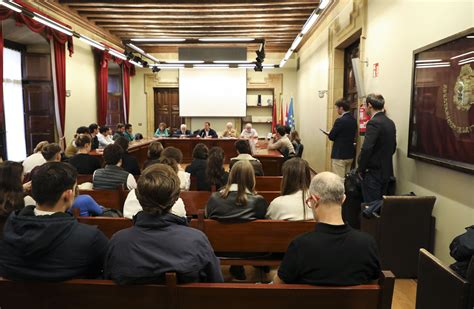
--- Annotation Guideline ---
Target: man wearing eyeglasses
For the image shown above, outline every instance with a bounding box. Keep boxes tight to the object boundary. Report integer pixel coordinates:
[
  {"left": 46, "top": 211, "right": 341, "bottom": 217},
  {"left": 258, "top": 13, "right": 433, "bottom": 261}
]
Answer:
[{"left": 273, "top": 172, "right": 380, "bottom": 286}]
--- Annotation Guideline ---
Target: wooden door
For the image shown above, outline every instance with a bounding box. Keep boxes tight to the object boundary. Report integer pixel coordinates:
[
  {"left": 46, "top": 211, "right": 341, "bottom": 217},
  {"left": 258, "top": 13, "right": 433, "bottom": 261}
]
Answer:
[
  {"left": 343, "top": 39, "right": 360, "bottom": 113},
  {"left": 22, "top": 53, "right": 54, "bottom": 154},
  {"left": 154, "top": 88, "right": 181, "bottom": 133}
]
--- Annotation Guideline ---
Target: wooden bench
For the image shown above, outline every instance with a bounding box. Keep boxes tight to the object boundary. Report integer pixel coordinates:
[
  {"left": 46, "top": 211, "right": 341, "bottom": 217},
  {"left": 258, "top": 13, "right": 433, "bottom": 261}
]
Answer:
[
  {"left": 77, "top": 174, "right": 93, "bottom": 184},
  {"left": 189, "top": 176, "right": 282, "bottom": 192},
  {"left": 0, "top": 271, "right": 395, "bottom": 309},
  {"left": 416, "top": 248, "right": 474, "bottom": 309},
  {"left": 78, "top": 186, "right": 127, "bottom": 211},
  {"left": 77, "top": 216, "right": 132, "bottom": 238},
  {"left": 179, "top": 191, "right": 211, "bottom": 215}
]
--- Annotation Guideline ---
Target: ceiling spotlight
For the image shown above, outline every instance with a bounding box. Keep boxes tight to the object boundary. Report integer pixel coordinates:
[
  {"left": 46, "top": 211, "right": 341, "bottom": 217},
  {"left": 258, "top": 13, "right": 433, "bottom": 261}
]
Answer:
[
  {"left": 142, "top": 61, "right": 149, "bottom": 68},
  {"left": 133, "top": 56, "right": 141, "bottom": 63},
  {"left": 152, "top": 66, "right": 161, "bottom": 73},
  {"left": 254, "top": 62, "right": 263, "bottom": 72}
]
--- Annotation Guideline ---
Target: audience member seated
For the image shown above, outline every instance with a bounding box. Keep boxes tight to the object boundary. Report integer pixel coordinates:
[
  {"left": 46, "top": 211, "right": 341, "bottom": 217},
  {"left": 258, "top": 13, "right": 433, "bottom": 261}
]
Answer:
[
  {"left": 88, "top": 123, "right": 99, "bottom": 150},
  {"left": 124, "top": 124, "right": 135, "bottom": 141},
  {"left": 65, "top": 126, "right": 89, "bottom": 157},
  {"left": 93, "top": 144, "right": 137, "bottom": 190},
  {"left": 154, "top": 122, "right": 170, "bottom": 137},
  {"left": 205, "top": 147, "right": 229, "bottom": 191},
  {"left": 113, "top": 123, "right": 126, "bottom": 141},
  {"left": 115, "top": 137, "right": 141, "bottom": 176},
  {"left": 0, "top": 161, "right": 26, "bottom": 224},
  {"left": 161, "top": 146, "right": 190, "bottom": 190},
  {"left": 230, "top": 139, "right": 264, "bottom": 176},
  {"left": 198, "top": 121, "right": 218, "bottom": 138},
  {"left": 143, "top": 141, "right": 164, "bottom": 169},
  {"left": 68, "top": 194, "right": 104, "bottom": 217},
  {"left": 240, "top": 123, "right": 258, "bottom": 140},
  {"left": 105, "top": 163, "right": 223, "bottom": 285},
  {"left": 185, "top": 143, "right": 209, "bottom": 191},
  {"left": 22, "top": 141, "right": 48, "bottom": 174},
  {"left": 449, "top": 225, "right": 474, "bottom": 278},
  {"left": 97, "top": 126, "right": 114, "bottom": 148},
  {"left": 24, "top": 143, "right": 62, "bottom": 183},
  {"left": 274, "top": 171, "right": 380, "bottom": 286},
  {"left": 290, "top": 130, "right": 303, "bottom": 157},
  {"left": 173, "top": 124, "right": 191, "bottom": 138},
  {"left": 0, "top": 162, "right": 109, "bottom": 281},
  {"left": 68, "top": 134, "right": 102, "bottom": 174},
  {"left": 206, "top": 160, "right": 267, "bottom": 221},
  {"left": 268, "top": 125, "right": 296, "bottom": 158},
  {"left": 222, "top": 122, "right": 237, "bottom": 138},
  {"left": 123, "top": 161, "right": 186, "bottom": 219},
  {"left": 266, "top": 158, "right": 313, "bottom": 221}
]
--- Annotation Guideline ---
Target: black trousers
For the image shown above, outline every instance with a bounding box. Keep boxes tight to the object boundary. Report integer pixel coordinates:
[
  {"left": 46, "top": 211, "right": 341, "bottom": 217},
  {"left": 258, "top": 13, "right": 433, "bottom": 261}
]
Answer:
[{"left": 361, "top": 170, "right": 389, "bottom": 203}]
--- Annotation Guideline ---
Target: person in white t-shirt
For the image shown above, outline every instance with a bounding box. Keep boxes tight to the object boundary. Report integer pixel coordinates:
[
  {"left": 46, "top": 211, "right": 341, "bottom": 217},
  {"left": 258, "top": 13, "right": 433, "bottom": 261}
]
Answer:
[
  {"left": 240, "top": 123, "right": 258, "bottom": 140},
  {"left": 266, "top": 157, "right": 314, "bottom": 221},
  {"left": 97, "top": 126, "right": 114, "bottom": 148},
  {"left": 22, "top": 141, "right": 48, "bottom": 174}
]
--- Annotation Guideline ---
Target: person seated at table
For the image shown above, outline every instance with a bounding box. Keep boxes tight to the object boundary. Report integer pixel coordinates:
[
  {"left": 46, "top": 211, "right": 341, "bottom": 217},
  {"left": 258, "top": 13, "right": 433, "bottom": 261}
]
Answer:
[
  {"left": 97, "top": 126, "right": 114, "bottom": 148},
  {"left": 68, "top": 134, "right": 102, "bottom": 175},
  {"left": 266, "top": 158, "right": 313, "bottom": 221},
  {"left": 222, "top": 122, "right": 237, "bottom": 138},
  {"left": 205, "top": 147, "right": 229, "bottom": 191},
  {"left": 290, "top": 130, "right": 303, "bottom": 157},
  {"left": 268, "top": 125, "right": 296, "bottom": 159},
  {"left": 273, "top": 171, "right": 380, "bottom": 286},
  {"left": 230, "top": 140, "right": 264, "bottom": 176},
  {"left": 22, "top": 141, "right": 48, "bottom": 175},
  {"left": 113, "top": 123, "right": 126, "bottom": 141},
  {"left": 123, "top": 159, "right": 186, "bottom": 220},
  {"left": 0, "top": 162, "right": 109, "bottom": 282},
  {"left": 143, "top": 141, "right": 164, "bottom": 169},
  {"left": 123, "top": 124, "right": 135, "bottom": 142},
  {"left": 68, "top": 195, "right": 104, "bottom": 217},
  {"left": 105, "top": 163, "right": 223, "bottom": 285},
  {"left": 65, "top": 126, "right": 89, "bottom": 157},
  {"left": 154, "top": 122, "right": 170, "bottom": 137},
  {"left": 173, "top": 124, "right": 191, "bottom": 138},
  {"left": 161, "top": 147, "right": 190, "bottom": 190},
  {"left": 198, "top": 122, "right": 218, "bottom": 138},
  {"left": 240, "top": 123, "right": 259, "bottom": 140},
  {"left": 185, "top": 143, "right": 209, "bottom": 191},
  {"left": 88, "top": 123, "right": 99, "bottom": 150},
  {"left": 93, "top": 144, "right": 137, "bottom": 190},
  {"left": 114, "top": 137, "right": 141, "bottom": 176}
]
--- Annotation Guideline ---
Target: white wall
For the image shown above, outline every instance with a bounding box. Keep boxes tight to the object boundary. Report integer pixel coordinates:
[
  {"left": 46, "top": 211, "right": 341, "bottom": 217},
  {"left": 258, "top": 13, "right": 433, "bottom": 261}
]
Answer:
[
  {"left": 64, "top": 39, "right": 97, "bottom": 141},
  {"left": 364, "top": 0, "right": 474, "bottom": 263}
]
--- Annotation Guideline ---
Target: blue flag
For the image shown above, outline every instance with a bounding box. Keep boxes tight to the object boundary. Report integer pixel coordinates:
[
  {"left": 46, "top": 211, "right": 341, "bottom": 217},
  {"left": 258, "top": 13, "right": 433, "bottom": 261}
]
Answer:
[{"left": 287, "top": 97, "right": 295, "bottom": 129}]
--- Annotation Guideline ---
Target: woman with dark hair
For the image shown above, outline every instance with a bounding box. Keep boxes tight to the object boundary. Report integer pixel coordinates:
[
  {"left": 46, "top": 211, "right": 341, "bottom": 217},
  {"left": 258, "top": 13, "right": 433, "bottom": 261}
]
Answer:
[
  {"left": 114, "top": 137, "right": 141, "bottom": 176},
  {"left": 266, "top": 157, "right": 313, "bottom": 221},
  {"left": 68, "top": 134, "right": 102, "bottom": 174},
  {"left": 205, "top": 146, "right": 229, "bottom": 191},
  {"left": 143, "top": 141, "right": 164, "bottom": 169},
  {"left": 161, "top": 147, "right": 190, "bottom": 190},
  {"left": 0, "top": 161, "right": 26, "bottom": 221},
  {"left": 154, "top": 122, "right": 170, "bottom": 137},
  {"left": 289, "top": 130, "right": 303, "bottom": 157},
  {"left": 185, "top": 143, "right": 209, "bottom": 191}
]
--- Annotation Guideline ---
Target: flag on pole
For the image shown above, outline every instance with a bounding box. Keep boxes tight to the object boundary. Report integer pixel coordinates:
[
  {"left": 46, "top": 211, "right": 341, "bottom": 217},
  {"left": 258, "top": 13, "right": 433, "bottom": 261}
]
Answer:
[
  {"left": 287, "top": 97, "right": 295, "bottom": 129},
  {"left": 271, "top": 98, "right": 277, "bottom": 132},
  {"left": 284, "top": 100, "right": 289, "bottom": 125},
  {"left": 279, "top": 96, "right": 284, "bottom": 125}
]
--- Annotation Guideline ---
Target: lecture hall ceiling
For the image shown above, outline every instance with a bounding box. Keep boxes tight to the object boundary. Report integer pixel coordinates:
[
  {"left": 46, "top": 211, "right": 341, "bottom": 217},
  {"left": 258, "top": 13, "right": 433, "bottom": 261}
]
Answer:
[{"left": 56, "top": 0, "right": 321, "bottom": 53}]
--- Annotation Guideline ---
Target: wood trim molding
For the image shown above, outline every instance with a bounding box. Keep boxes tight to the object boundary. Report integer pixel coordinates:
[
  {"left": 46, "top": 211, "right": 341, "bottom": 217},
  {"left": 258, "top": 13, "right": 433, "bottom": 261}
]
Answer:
[
  {"left": 144, "top": 74, "right": 179, "bottom": 137},
  {"left": 325, "top": 0, "right": 366, "bottom": 170}
]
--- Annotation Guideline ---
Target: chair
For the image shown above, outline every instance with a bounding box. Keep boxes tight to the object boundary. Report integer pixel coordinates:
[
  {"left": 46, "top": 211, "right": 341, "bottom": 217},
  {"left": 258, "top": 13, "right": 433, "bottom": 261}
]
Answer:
[
  {"left": 361, "top": 195, "right": 436, "bottom": 278},
  {"left": 416, "top": 248, "right": 474, "bottom": 309}
]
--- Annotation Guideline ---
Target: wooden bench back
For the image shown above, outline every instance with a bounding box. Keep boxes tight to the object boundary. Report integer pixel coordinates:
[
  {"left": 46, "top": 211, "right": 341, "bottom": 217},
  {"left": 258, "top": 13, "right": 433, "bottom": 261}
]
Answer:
[
  {"left": 77, "top": 217, "right": 133, "bottom": 238},
  {"left": 0, "top": 272, "right": 395, "bottom": 309},
  {"left": 77, "top": 174, "right": 93, "bottom": 184},
  {"left": 78, "top": 187, "right": 127, "bottom": 211},
  {"left": 180, "top": 191, "right": 211, "bottom": 215},
  {"left": 255, "top": 176, "right": 282, "bottom": 191},
  {"left": 416, "top": 248, "right": 473, "bottom": 309}
]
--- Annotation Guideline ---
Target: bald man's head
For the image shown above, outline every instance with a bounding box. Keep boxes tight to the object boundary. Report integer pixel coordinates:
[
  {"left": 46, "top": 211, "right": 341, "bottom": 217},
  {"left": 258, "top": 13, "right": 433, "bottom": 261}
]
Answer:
[{"left": 309, "top": 172, "right": 345, "bottom": 205}]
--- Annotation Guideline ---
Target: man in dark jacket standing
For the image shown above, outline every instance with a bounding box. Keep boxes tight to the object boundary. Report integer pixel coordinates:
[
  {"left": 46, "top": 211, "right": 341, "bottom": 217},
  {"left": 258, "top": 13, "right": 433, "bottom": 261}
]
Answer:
[
  {"left": 326, "top": 98, "right": 357, "bottom": 178},
  {"left": 0, "top": 162, "right": 109, "bottom": 281},
  {"left": 357, "top": 94, "right": 397, "bottom": 203}
]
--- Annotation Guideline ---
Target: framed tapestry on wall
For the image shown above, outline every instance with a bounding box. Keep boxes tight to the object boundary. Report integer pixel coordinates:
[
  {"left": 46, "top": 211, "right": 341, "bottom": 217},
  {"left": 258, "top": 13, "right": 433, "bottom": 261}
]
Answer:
[{"left": 408, "top": 28, "right": 474, "bottom": 174}]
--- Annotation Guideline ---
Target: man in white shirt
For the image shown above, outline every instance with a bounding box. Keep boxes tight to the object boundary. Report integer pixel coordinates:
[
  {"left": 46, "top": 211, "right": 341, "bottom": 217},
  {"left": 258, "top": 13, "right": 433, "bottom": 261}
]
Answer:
[
  {"left": 97, "top": 126, "right": 114, "bottom": 148},
  {"left": 240, "top": 123, "right": 258, "bottom": 140}
]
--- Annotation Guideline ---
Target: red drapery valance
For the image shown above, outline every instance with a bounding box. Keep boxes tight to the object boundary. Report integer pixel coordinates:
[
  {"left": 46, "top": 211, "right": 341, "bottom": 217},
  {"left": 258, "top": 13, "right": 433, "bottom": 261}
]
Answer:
[{"left": 0, "top": 6, "right": 73, "bottom": 150}]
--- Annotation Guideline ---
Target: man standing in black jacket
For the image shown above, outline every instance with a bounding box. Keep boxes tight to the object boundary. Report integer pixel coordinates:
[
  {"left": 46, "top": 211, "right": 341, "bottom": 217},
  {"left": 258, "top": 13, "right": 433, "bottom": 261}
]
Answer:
[
  {"left": 358, "top": 94, "right": 397, "bottom": 203},
  {"left": 326, "top": 98, "right": 357, "bottom": 178}
]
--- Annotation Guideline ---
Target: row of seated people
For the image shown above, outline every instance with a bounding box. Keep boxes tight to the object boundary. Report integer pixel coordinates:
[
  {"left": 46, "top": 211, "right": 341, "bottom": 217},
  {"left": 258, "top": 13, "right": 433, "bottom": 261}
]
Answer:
[{"left": 0, "top": 159, "right": 380, "bottom": 286}]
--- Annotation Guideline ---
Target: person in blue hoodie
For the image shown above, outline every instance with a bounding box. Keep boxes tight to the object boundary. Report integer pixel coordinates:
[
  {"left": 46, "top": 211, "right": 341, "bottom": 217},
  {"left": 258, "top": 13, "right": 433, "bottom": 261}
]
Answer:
[
  {"left": 104, "top": 163, "right": 223, "bottom": 285},
  {"left": 0, "top": 162, "right": 109, "bottom": 281}
]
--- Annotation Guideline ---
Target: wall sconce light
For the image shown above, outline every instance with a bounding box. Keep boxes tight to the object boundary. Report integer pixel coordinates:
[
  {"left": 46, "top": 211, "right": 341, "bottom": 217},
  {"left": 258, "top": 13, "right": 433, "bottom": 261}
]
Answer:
[{"left": 318, "top": 90, "right": 328, "bottom": 98}]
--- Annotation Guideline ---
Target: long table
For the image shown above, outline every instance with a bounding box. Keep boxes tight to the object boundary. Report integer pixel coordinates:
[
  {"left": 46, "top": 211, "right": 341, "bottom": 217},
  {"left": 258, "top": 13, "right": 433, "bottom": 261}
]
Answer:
[{"left": 92, "top": 138, "right": 284, "bottom": 176}]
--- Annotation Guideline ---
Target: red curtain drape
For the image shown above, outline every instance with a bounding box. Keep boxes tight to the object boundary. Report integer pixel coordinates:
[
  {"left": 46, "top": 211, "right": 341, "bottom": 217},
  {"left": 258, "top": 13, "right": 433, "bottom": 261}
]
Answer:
[
  {"left": 97, "top": 51, "right": 110, "bottom": 126},
  {"left": 122, "top": 61, "right": 136, "bottom": 124},
  {"left": 53, "top": 40, "right": 66, "bottom": 141}
]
